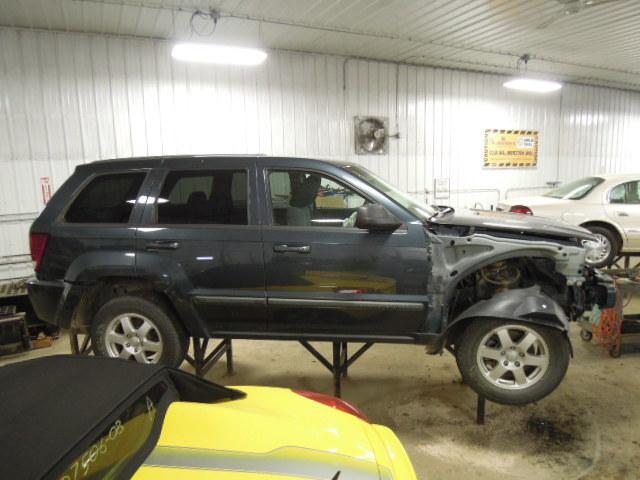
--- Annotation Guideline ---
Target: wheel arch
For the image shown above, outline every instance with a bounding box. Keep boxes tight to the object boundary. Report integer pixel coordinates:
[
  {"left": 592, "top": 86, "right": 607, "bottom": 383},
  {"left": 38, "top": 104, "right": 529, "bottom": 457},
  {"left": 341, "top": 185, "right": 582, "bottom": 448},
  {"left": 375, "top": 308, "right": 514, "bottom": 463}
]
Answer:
[
  {"left": 580, "top": 220, "right": 624, "bottom": 249},
  {"left": 444, "top": 286, "right": 572, "bottom": 354},
  {"left": 438, "top": 246, "right": 571, "bottom": 309},
  {"left": 67, "top": 277, "right": 200, "bottom": 337}
]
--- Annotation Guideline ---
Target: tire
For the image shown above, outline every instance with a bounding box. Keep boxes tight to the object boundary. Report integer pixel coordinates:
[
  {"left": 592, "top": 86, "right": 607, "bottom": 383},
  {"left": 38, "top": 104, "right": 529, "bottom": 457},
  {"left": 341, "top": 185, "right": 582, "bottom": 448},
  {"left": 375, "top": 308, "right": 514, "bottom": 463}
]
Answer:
[
  {"left": 584, "top": 225, "right": 619, "bottom": 268},
  {"left": 580, "top": 329, "right": 593, "bottom": 342},
  {"left": 456, "top": 318, "right": 570, "bottom": 405},
  {"left": 91, "top": 295, "right": 188, "bottom": 368}
]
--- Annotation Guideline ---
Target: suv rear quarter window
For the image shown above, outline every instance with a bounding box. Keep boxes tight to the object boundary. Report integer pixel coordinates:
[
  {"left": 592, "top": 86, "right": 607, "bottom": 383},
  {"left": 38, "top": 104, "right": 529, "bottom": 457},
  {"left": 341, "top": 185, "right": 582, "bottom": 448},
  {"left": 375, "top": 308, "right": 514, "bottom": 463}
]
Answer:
[{"left": 65, "top": 172, "right": 146, "bottom": 223}]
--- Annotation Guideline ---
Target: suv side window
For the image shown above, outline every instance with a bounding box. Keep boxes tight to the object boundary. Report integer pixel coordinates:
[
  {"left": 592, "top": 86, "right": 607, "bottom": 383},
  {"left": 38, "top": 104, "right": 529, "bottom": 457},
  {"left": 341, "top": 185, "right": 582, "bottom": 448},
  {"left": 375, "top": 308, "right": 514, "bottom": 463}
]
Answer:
[
  {"left": 65, "top": 172, "right": 145, "bottom": 223},
  {"left": 610, "top": 181, "right": 640, "bottom": 204},
  {"left": 268, "top": 170, "right": 368, "bottom": 227},
  {"left": 156, "top": 170, "right": 248, "bottom": 225}
]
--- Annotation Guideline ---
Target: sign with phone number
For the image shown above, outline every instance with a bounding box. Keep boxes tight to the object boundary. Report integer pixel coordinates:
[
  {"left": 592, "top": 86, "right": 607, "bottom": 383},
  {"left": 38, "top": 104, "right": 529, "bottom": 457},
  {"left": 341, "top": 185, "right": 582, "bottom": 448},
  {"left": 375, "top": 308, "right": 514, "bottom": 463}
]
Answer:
[{"left": 484, "top": 129, "right": 539, "bottom": 168}]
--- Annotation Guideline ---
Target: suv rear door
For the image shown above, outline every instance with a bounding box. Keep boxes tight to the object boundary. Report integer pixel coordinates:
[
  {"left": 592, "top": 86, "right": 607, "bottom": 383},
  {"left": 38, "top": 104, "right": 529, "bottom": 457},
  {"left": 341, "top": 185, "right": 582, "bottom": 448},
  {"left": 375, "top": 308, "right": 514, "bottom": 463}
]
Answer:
[
  {"left": 137, "top": 157, "right": 266, "bottom": 334},
  {"left": 258, "top": 159, "right": 430, "bottom": 337}
]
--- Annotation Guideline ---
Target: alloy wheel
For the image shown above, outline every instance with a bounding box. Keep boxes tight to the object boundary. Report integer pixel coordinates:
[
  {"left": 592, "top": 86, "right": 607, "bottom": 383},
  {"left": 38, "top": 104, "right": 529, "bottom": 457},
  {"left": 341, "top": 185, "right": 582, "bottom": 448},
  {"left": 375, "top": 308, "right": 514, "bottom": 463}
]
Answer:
[
  {"left": 104, "top": 313, "right": 163, "bottom": 363},
  {"left": 476, "top": 324, "right": 549, "bottom": 390}
]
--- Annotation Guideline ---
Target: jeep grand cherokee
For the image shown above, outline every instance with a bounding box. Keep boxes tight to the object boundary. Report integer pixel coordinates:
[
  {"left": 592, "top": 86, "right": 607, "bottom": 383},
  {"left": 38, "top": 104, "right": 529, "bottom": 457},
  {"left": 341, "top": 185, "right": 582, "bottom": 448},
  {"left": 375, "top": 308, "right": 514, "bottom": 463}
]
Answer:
[{"left": 28, "top": 156, "right": 616, "bottom": 405}]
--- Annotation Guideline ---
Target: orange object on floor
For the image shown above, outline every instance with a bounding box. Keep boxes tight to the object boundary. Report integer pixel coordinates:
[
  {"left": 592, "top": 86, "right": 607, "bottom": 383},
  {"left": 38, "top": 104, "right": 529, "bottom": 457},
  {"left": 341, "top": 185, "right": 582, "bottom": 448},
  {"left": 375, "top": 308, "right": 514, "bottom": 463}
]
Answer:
[{"left": 593, "top": 283, "right": 623, "bottom": 357}]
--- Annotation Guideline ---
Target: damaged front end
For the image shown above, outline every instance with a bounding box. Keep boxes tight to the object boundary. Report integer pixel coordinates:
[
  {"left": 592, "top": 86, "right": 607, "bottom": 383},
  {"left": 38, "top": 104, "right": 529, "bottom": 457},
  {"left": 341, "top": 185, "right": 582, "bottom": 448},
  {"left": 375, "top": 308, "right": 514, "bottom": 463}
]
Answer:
[{"left": 423, "top": 220, "right": 617, "bottom": 354}]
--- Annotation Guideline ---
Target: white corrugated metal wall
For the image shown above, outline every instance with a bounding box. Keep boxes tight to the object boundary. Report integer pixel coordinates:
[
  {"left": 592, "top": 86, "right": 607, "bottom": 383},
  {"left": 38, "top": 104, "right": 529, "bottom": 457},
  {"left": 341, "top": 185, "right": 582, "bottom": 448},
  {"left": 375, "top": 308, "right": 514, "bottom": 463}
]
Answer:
[{"left": 1, "top": 27, "right": 640, "bottom": 276}]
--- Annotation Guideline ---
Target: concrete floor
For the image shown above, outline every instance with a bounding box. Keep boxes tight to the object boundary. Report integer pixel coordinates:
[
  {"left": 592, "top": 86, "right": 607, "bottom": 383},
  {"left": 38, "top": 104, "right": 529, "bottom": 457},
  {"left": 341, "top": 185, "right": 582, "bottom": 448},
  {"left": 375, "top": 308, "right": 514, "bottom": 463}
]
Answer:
[{"left": 2, "top": 323, "right": 640, "bottom": 479}]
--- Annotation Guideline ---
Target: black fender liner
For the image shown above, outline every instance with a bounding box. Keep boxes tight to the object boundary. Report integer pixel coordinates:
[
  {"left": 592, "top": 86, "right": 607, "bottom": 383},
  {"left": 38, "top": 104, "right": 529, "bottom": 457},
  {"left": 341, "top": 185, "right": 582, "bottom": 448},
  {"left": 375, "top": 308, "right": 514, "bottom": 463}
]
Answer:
[{"left": 449, "top": 286, "right": 570, "bottom": 333}]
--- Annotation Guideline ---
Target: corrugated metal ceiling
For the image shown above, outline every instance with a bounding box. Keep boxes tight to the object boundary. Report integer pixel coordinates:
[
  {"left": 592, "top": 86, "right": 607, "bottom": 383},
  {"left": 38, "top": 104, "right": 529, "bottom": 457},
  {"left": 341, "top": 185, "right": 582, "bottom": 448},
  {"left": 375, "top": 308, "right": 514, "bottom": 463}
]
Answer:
[{"left": 1, "top": 0, "right": 639, "bottom": 90}]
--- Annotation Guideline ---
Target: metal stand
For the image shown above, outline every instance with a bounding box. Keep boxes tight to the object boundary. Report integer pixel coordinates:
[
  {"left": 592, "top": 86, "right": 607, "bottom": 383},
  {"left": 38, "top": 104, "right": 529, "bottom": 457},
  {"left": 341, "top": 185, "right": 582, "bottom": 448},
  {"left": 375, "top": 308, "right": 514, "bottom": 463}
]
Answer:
[
  {"left": 476, "top": 395, "right": 486, "bottom": 425},
  {"left": 608, "top": 253, "right": 640, "bottom": 270},
  {"left": 299, "top": 341, "right": 374, "bottom": 397},
  {"left": 69, "top": 328, "right": 93, "bottom": 355},
  {"left": 65, "top": 329, "right": 493, "bottom": 425},
  {"left": 186, "top": 337, "right": 234, "bottom": 377},
  {"left": 67, "top": 331, "right": 233, "bottom": 377}
]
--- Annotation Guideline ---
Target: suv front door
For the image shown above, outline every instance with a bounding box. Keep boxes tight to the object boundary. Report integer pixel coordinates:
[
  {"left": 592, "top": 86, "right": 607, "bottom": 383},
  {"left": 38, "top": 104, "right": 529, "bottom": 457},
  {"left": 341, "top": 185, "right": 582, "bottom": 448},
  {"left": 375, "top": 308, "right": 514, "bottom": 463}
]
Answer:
[
  {"left": 259, "top": 161, "right": 430, "bottom": 337},
  {"left": 137, "top": 157, "right": 266, "bottom": 334}
]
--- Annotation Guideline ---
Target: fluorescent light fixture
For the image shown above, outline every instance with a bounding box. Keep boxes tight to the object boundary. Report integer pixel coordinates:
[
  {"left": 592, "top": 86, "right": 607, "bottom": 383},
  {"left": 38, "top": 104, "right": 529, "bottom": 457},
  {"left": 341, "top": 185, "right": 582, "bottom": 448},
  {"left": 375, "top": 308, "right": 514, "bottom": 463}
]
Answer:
[
  {"left": 503, "top": 77, "right": 562, "bottom": 93},
  {"left": 171, "top": 43, "right": 267, "bottom": 66}
]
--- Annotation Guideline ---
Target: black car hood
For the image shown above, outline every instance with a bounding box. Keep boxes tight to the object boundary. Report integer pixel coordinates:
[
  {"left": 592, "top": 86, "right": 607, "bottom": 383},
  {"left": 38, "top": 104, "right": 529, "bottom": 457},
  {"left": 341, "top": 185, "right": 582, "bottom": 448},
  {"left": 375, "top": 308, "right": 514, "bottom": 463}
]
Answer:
[{"left": 431, "top": 209, "right": 596, "bottom": 242}]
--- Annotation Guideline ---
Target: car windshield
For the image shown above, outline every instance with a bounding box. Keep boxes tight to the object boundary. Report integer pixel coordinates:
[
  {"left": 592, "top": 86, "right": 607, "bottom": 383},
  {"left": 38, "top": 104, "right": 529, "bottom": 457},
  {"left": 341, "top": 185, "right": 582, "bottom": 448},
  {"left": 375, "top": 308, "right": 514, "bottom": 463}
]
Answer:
[
  {"left": 58, "top": 382, "right": 167, "bottom": 480},
  {"left": 543, "top": 176, "right": 604, "bottom": 200},
  {"left": 342, "top": 164, "right": 436, "bottom": 220}
]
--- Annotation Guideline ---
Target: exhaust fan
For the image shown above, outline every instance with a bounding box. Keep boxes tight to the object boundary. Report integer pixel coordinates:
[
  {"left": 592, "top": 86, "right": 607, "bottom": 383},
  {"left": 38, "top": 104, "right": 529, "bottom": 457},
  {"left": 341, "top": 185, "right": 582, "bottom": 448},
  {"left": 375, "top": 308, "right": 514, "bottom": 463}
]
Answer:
[{"left": 354, "top": 116, "right": 397, "bottom": 155}]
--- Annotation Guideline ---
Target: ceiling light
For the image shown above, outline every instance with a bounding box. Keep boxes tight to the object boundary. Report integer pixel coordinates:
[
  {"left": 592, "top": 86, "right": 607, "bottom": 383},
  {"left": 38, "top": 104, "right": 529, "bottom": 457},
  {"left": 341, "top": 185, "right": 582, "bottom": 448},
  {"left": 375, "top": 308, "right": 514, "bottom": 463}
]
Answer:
[
  {"left": 503, "top": 77, "right": 562, "bottom": 93},
  {"left": 171, "top": 43, "right": 267, "bottom": 66}
]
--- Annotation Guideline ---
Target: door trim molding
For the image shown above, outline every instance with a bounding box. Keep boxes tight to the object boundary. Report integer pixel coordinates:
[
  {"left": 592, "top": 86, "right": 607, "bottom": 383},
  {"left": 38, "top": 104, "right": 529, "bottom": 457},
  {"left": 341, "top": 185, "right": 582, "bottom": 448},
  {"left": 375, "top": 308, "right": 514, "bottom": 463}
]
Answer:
[
  {"left": 193, "top": 296, "right": 267, "bottom": 306},
  {"left": 193, "top": 295, "right": 426, "bottom": 311},
  {"left": 267, "top": 298, "right": 425, "bottom": 311}
]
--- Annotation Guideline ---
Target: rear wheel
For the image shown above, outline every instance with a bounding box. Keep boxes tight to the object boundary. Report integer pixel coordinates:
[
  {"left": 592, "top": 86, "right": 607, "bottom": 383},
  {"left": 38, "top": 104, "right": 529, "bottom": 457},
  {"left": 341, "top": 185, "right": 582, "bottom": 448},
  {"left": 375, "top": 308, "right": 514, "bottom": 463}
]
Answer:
[
  {"left": 456, "top": 319, "right": 570, "bottom": 405},
  {"left": 91, "top": 295, "right": 187, "bottom": 367},
  {"left": 584, "top": 225, "right": 619, "bottom": 268}
]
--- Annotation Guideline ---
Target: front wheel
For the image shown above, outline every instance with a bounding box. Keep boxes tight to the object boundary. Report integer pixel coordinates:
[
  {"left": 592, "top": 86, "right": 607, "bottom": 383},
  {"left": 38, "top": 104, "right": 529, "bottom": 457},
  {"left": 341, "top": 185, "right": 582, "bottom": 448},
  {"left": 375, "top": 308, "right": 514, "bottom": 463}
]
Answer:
[
  {"left": 91, "top": 295, "right": 188, "bottom": 368},
  {"left": 456, "top": 319, "right": 570, "bottom": 405}
]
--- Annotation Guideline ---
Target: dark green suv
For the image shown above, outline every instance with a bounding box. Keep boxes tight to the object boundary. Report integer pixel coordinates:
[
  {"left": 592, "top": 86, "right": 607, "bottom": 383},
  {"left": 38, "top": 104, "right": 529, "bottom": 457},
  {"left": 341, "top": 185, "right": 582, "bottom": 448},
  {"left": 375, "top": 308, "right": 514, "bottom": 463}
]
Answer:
[{"left": 28, "top": 155, "right": 615, "bottom": 404}]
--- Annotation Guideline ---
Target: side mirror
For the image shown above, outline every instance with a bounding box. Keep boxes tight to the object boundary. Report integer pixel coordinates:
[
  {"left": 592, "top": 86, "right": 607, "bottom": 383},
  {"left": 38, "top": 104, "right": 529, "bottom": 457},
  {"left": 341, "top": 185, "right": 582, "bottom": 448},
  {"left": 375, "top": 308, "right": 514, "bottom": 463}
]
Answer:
[{"left": 356, "top": 204, "right": 402, "bottom": 232}]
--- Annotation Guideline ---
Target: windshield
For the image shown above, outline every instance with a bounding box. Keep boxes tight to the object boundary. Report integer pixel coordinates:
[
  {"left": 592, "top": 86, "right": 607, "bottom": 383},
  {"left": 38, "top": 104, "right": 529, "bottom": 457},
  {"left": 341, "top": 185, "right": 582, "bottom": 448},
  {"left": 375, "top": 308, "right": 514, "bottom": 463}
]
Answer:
[
  {"left": 58, "top": 382, "right": 168, "bottom": 480},
  {"left": 342, "top": 164, "right": 436, "bottom": 219},
  {"left": 544, "top": 176, "right": 604, "bottom": 200}
]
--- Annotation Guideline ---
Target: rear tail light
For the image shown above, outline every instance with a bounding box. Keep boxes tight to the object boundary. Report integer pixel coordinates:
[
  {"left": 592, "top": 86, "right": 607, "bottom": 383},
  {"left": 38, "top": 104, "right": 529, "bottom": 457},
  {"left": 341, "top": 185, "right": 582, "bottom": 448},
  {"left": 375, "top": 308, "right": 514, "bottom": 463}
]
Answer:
[
  {"left": 30, "top": 233, "right": 50, "bottom": 273},
  {"left": 509, "top": 205, "right": 533, "bottom": 215},
  {"left": 294, "top": 390, "right": 369, "bottom": 422}
]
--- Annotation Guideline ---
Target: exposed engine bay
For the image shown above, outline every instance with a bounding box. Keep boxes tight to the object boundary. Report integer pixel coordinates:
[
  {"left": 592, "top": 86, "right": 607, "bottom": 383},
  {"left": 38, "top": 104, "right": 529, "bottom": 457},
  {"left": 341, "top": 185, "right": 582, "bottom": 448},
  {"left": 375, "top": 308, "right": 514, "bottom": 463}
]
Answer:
[
  {"left": 449, "top": 257, "right": 570, "bottom": 321},
  {"left": 425, "top": 227, "right": 617, "bottom": 338}
]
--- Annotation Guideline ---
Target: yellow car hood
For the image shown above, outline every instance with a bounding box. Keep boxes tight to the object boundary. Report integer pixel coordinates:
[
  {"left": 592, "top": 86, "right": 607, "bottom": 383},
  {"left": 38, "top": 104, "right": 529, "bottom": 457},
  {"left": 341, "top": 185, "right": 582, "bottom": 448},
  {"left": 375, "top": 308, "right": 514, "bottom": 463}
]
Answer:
[{"left": 133, "top": 386, "right": 415, "bottom": 479}]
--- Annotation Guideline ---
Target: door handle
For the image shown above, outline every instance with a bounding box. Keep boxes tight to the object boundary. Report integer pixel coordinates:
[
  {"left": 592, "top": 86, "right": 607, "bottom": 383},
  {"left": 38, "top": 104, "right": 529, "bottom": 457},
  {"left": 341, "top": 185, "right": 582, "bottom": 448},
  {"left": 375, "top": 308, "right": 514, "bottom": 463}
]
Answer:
[
  {"left": 145, "top": 240, "right": 181, "bottom": 251},
  {"left": 616, "top": 211, "right": 629, "bottom": 217},
  {"left": 273, "top": 244, "right": 311, "bottom": 254}
]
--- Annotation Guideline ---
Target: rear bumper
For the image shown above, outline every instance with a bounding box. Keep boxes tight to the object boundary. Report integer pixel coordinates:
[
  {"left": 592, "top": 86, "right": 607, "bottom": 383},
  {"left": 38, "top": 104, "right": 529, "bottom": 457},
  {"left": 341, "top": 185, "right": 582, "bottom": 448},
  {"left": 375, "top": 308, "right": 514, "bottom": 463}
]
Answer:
[{"left": 27, "top": 279, "right": 64, "bottom": 325}]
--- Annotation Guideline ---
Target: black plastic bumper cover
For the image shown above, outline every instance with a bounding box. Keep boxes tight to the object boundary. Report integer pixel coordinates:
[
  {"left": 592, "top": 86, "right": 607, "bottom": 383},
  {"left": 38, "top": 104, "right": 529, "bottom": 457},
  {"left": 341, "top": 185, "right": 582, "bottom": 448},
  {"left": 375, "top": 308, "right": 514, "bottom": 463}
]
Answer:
[{"left": 27, "top": 279, "right": 64, "bottom": 325}]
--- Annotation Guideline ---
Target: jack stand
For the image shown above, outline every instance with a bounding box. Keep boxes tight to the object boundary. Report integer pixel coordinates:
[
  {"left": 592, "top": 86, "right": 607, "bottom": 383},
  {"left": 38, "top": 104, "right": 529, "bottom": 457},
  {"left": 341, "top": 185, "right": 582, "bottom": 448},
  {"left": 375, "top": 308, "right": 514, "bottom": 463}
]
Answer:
[
  {"left": 186, "top": 337, "right": 233, "bottom": 378},
  {"left": 608, "top": 253, "right": 640, "bottom": 270},
  {"left": 476, "top": 395, "right": 486, "bottom": 425},
  {"left": 69, "top": 328, "right": 93, "bottom": 355},
  {"left": 299, "top": 341, "right": 374, "bottom": 398}
]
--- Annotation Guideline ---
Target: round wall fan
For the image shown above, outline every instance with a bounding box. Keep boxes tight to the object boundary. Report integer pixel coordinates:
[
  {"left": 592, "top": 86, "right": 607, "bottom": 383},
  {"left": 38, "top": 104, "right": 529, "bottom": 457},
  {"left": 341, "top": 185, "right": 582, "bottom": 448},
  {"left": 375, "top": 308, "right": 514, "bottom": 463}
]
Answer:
[{"left": 354, "top": 116, "right": 393, "bottom": 155}]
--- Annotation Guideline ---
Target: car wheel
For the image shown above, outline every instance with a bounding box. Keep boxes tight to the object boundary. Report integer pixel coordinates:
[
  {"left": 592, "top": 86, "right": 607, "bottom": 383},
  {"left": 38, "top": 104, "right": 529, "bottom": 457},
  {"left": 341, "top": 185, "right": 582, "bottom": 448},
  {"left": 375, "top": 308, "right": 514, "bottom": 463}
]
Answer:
[
  {"left": 584, "top": 225, "right": 619, "bottom": 268},
  {"left": 91, "top": 295, "right": 188, "bottom": 367},
  {"left": 456, "top": 319, "right": 570, "bottom": 405}
]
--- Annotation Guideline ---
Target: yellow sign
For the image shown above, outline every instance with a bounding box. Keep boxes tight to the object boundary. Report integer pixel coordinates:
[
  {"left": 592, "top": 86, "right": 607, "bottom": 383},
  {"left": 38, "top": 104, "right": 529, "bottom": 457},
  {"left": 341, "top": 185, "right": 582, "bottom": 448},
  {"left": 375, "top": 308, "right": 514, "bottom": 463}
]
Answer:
[{"left": 484, "top": 129, "right": 538, "bottom": 168}]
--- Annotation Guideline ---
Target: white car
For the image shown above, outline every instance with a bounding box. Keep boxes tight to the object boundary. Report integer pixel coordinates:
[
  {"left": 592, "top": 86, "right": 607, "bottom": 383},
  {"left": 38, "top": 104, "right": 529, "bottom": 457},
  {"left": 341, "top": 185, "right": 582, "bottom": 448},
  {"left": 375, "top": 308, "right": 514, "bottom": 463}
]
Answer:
[{"left": 498, "top": 173, "right": 640, "bottom": 267}]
